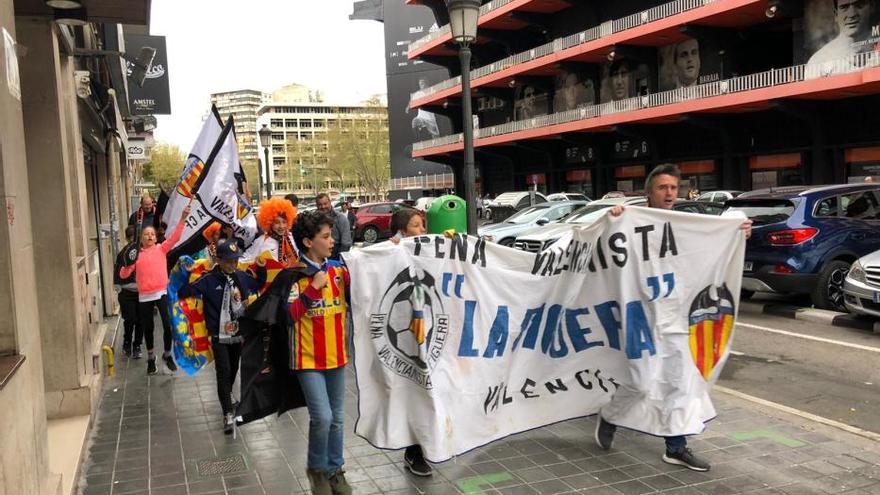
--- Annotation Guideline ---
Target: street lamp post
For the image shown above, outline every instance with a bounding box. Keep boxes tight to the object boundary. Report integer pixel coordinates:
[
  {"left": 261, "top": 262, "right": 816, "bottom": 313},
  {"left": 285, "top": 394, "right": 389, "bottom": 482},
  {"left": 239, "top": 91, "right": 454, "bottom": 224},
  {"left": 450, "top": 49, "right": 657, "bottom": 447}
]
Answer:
[
  {"left": 447, "top": 0, "right": 480, "bottom": 235},
  {"left": 258, "top": 124, "right": 272, "bottom": 199}
]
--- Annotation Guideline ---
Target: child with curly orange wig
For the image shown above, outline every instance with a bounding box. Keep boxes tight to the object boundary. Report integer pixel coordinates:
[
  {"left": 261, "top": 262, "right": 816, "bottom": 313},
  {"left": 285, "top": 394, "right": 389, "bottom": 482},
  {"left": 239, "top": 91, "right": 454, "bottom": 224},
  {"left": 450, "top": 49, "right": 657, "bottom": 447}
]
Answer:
[{"left": 242, "top": 197, "right": 298, "bottom": 266}]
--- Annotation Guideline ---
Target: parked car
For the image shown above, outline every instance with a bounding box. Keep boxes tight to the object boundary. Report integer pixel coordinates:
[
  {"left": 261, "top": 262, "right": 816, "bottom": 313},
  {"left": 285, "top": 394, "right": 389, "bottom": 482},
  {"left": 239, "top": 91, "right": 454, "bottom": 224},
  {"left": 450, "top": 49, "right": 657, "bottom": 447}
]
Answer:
[
  {"left": 725, "top": 183, "right": 880, "bottom": 310},
  {"left": 485, "top": 191, "right": 549, "bottom": 222},
  {"left": 696, "top": 190, "right": 743, "bottom": 203},
  {"left": 843, "top": 249, "right": 880, "bottom": 318},
  {"left": 547, "top": 192, "right": 591, "bottom": 202},
  {"left": 513, "top": 198, "right": 721, "bottom": 252},
  {"left": 478, "top": 200, "right": 588, "bottom": 246},
  {"left": 414, "top": 197, "right": 436, "bottom": 212},
  {"left": 353, "top": 202, "right": 397, "bottom": 243}
]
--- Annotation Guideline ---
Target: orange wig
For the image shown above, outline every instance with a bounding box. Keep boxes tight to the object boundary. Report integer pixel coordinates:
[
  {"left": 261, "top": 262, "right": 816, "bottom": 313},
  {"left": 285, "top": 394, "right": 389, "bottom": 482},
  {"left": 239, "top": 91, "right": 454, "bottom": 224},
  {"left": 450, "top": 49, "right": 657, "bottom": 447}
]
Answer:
[
  {"left": 257, "top": 197, "right": 297, "bottom": 232},
  {"left": 202, "top": 221, "right": 222, "bottom": 242}
]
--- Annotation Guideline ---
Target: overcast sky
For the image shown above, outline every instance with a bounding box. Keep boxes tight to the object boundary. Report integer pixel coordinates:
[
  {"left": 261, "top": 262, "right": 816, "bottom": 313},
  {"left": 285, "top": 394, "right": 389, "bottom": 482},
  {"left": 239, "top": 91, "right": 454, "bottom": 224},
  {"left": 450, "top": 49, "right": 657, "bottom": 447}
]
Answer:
[{"left": 150, "top": 0, "right": 387, "bottom": 150}]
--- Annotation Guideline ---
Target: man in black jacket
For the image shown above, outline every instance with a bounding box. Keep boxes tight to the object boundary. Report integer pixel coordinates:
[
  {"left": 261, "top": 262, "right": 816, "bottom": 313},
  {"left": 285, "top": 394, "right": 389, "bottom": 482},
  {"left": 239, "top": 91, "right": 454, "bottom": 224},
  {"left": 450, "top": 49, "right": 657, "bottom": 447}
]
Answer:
[{"left": 129, "top": 193, "right": 158, "bottom": 235}]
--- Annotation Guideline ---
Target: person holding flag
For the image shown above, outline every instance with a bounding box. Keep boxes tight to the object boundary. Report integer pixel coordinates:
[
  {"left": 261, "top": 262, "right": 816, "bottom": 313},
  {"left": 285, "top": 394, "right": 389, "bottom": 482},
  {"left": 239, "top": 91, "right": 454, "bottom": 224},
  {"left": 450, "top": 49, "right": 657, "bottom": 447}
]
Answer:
[{"left": 120, "top": 203, "right": 192, "bottom": 375}]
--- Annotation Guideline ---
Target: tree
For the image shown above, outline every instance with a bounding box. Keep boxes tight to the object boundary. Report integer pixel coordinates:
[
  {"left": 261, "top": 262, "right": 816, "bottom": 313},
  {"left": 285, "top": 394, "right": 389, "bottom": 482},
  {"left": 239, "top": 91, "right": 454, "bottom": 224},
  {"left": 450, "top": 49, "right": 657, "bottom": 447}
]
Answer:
[
  {"left": 325, "top": 98, "right": 389, "bottom": 200},
  {"left": 142, "top": 143, "right": 186, "bottom": 191},
  {"left": 240, "top": 158, "right": 261, "bottom": 202}
]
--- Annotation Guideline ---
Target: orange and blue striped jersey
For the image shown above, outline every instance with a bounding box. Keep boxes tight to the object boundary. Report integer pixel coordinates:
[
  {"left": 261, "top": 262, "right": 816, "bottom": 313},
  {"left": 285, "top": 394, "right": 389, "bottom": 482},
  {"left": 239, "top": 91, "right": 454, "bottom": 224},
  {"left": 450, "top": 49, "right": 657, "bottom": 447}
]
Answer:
[{"left": 287, "top": 259, "right": 350, "bottom": 371}]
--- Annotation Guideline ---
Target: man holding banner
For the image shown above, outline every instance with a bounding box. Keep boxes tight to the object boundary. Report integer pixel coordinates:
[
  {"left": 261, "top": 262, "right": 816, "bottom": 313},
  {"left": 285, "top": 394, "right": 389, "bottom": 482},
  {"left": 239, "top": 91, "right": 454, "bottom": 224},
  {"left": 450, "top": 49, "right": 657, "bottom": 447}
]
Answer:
[
  {"left": 599, "top": 163, "right": 753, "bottom": 471},
  {"left": 345, "top": 167, "right": 750, "bottom": 465}
]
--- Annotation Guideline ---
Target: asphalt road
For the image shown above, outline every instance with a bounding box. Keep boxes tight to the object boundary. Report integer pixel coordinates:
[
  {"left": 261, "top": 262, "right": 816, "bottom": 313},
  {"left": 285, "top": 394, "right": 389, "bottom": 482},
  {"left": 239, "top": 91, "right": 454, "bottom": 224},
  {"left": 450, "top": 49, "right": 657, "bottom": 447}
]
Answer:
[{"left": 720, "top": 300, "right": 880, "bottom": 435}]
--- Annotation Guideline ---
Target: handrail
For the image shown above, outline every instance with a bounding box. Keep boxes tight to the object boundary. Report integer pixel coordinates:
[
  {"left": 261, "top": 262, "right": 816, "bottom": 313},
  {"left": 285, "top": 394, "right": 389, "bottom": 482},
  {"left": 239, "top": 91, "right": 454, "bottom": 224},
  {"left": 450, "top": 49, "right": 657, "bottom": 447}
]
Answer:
[
  {"left": 412, "top": 53, "right": 879, "bottom": 152},
  {"left": 410, "top": 0, "right": 719, "bottom": 102},
  {"left": 389, "top": 173, "right": 456, "bottom": 190},
  {"left": 407, "top": 0, "right": 516, "bottom": 55}
]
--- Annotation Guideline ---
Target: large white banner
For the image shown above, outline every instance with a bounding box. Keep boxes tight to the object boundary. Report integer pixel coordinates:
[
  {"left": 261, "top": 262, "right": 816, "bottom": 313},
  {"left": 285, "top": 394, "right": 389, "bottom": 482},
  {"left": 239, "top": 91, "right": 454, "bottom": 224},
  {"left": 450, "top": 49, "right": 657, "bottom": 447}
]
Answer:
[
  {"left": 164, "top": 108, "right": 225, "bottom": 252},
  {"left": 345, "top": 207, "right": 745, "bottom": 462},
  {"left": 194, "top": 120, "right": 258, "bottom": 246}
]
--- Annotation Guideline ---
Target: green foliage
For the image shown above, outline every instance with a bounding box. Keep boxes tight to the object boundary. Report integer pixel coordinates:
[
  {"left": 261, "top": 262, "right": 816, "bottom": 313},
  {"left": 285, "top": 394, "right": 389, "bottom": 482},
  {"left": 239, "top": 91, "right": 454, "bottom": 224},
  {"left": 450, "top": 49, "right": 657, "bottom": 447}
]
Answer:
[{"left": 142, "top": 143, "right": 186, "bottom": 191}]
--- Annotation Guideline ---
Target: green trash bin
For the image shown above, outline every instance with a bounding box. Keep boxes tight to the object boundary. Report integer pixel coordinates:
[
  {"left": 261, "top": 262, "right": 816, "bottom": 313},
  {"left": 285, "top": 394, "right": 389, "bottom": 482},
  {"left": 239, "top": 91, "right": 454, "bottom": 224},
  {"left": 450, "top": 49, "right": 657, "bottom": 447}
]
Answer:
[{"left": 426, "top": 194, "right": 467, "bottom": 234}]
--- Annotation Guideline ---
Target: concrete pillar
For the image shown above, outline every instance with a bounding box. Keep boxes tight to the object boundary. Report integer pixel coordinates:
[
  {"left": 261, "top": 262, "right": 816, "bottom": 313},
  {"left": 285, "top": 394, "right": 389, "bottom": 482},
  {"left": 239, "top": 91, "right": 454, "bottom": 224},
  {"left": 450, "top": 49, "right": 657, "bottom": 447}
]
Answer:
[
  {"left": 0, "top": 7, "right": 59, "bottom": 495},
  {"left": 18, "top": 17, "right": 94, "bottom": 418}
]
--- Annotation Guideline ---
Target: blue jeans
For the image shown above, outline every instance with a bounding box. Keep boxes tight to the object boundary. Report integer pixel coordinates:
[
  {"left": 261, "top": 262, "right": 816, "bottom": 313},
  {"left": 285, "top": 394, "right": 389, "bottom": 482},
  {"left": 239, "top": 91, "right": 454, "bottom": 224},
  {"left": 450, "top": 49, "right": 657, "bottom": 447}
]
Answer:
[
  {"left": 297, "top": 366, "right": 346, "bottom": 473},
  {"left": 666, "top": 435, "right": 687, "bottom": 453}
]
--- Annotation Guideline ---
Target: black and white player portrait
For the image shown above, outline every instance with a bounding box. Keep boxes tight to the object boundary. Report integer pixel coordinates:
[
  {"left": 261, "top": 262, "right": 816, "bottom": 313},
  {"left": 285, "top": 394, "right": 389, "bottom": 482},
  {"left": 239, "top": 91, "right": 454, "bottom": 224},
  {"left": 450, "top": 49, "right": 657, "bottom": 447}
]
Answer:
[
  {"left": 409, "top": 77, "right": 440, "bottom": 140},
  {"left": 673, "top": 38, "right": 701, "bottom": 88},
  {"left": 804, "top": 0, "right": 879, "bottom": 65},
  {"left": 553, "top": 70, "right": 597, "bottom": 112}
]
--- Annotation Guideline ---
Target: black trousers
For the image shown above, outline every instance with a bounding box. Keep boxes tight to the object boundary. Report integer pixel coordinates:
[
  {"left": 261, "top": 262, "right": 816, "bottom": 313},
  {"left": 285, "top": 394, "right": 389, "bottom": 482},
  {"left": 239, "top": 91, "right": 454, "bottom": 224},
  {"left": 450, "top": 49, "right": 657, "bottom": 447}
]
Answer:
[
  {"left": 211, "top": 337, "right": 242, "bottom": 415},
  {"left": 118, "top": 290, "right": 141, "bottom": 348},
  {"left": 138, "top": 296, "right": 173, "bottom": 353}
]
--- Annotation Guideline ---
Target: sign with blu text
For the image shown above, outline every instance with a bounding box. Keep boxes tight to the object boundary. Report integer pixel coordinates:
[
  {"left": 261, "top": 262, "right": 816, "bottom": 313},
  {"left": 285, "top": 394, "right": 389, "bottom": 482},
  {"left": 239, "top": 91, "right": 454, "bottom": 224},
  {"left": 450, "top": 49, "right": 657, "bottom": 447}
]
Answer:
[{"left": 345, "top": 208, "right": 746, "bottom": 462}]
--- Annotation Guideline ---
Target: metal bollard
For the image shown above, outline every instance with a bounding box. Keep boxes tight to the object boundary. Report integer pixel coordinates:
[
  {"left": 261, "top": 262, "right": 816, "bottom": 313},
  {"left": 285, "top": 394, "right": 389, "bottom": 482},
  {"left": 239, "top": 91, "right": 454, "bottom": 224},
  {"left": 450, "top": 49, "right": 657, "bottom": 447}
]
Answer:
[{"left": 102, "top": 345, "right": 115, "bottom": 377}]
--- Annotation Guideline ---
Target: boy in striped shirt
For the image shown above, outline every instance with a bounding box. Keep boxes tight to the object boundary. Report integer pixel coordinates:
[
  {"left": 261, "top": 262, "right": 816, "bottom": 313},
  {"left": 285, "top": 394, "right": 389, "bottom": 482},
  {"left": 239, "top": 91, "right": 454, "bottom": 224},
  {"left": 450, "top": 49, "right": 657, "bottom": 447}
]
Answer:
[{"left": 288, "top": 210, "right": 352, "bottom": 495}]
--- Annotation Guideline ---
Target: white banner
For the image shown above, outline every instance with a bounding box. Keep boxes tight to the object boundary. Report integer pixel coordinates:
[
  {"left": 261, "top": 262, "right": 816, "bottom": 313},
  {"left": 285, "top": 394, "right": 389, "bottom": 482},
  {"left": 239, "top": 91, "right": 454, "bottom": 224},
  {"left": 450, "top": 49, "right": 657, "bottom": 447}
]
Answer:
[
  {"left": 194, "top": 121, "right": 258, "bottom": 246},
  {"left": 345, "top": 207, "right": 745, "bottom": 462},
  {"left": 164, "top": 109, "right": 225, "bottom": 252}
]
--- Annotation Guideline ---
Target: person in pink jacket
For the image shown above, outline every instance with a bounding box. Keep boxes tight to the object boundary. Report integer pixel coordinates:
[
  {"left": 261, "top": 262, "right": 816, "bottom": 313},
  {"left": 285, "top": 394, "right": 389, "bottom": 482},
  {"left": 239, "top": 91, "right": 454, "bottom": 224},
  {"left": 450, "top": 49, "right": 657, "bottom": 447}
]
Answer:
[{"left": 120, "top": 204, "right": 191, "bottom": 375}]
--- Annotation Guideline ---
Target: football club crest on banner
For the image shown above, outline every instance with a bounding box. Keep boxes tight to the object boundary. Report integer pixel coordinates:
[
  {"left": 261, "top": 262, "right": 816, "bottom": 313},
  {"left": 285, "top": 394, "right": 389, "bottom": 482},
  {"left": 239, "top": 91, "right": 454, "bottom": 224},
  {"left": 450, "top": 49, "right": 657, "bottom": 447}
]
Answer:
[{"left": 688, "top": 284, "right": 735, "bottom": 380}]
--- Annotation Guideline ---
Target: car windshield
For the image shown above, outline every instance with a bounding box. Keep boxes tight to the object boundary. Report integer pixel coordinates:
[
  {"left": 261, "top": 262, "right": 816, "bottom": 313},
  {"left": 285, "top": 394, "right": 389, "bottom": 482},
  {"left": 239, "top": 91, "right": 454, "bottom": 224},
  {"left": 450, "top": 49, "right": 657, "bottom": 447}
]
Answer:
[
  {"left": 563, "top": 204, "right": 613, "bottom": 224},
  {"left": 505, "top": 205, "right": 550, "bottom": 224},
  {"left": 725, "top": 199, "right": 797, "bottom": 226}
]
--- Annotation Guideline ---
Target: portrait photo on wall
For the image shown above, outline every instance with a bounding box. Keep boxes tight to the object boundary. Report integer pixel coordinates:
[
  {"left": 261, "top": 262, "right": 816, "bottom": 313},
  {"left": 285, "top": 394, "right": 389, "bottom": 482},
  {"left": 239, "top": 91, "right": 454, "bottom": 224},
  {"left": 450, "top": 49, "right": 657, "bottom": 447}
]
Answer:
[
  {"left": 553, "top": 70, "right": 597, "bottom": 112},
  {"left": 599, "top": 59, "right": 652, "bottom": 103},
  {"left": 388, "top": 68, "right": 453, "bottom": 177},
  {"left": 796, "top": 0, "right": 880, "bottom": 64},
  {"left": 514, "top": 85, "right": 550, "bottom": 120},
  {"left": 657, "top": 36, "right": 723, "bottom": 91}
]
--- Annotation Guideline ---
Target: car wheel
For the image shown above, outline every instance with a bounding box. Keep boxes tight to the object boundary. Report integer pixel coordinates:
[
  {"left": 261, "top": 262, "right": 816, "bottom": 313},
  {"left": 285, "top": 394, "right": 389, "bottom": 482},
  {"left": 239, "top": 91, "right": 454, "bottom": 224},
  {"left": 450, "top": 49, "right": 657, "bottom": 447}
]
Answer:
[
  {"left": 811, "top": 260, "right": 851, "bottom": 311},
  {"left": 499, "top": 238, "right": 515, "bottom": 247},
  {"left": 740, "top": 290, "right": 754, "bottom": 300},
  {"left": 483, "top": 208, "right": 492, "bottom": 220},
  {"left": 363, "top": 226, "right": 380, "bottom": 244}
]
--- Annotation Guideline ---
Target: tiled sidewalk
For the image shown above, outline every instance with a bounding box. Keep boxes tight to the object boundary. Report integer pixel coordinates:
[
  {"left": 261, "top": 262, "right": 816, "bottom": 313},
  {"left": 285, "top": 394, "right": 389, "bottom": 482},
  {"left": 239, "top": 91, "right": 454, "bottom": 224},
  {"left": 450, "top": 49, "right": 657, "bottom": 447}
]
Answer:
[{"left": 77, "top": 347, "right": 880, "bottom": 495}]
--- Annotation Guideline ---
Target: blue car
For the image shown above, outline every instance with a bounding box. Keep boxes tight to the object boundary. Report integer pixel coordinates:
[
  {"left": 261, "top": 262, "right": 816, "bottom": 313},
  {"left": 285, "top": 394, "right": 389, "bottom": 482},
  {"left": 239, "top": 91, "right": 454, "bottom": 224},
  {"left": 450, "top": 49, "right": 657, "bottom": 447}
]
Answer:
[{"left": 725, "top": 183, "right": 880, "bottom": 311}]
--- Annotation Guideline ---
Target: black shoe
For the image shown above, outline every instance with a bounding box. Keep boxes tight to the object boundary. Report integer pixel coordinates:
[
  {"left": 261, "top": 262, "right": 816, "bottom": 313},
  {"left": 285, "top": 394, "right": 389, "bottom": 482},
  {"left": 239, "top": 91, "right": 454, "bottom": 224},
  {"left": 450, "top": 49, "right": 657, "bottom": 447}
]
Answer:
[
  {"left": 223, "top": 413, "right": 234, "bottom": 435},
  {"left": 663, "top": 447, "right": 711, "bottom": 472},
  {"left": 404, "top": 446, "right": 432, "bottom": 477},
  {"left": 594, "top": 416, "right": 616, "bottom": 450},
  {"left": 147, "top": 358, "right": 157, "bottom": 375},
  {"left": 132, "top": 346, "right": 143, "bottom": 359},
  {"left": 163, "top": 353, "right": 177, "bottom": 372},
  {"left": 122, "top": 343, "right": 132, "bottom": 357}
]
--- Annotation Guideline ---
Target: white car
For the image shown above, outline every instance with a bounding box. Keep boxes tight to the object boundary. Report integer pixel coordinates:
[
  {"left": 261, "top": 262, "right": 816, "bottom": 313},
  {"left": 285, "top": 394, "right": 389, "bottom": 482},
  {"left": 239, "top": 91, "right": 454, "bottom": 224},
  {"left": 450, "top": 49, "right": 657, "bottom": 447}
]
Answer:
[
  {"left": 547, "top": 192, "right": 591, "bottom": 202},
  {"left": 696, "top": 190, "right": 742, "bottom": 203},
  {"left": 414, "top": 197, "right": 435, "bottom": 212},
  {"left": 843, "top": 250, "right": 880, "bottom": 318},
  {"left": 513, "top": 197, "right": 646, "bottom": 252}
]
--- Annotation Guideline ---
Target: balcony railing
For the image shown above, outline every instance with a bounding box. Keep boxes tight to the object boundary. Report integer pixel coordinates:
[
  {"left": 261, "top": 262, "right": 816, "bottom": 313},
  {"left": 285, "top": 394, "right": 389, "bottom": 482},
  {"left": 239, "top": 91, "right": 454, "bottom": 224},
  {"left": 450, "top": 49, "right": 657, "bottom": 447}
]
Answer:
[
  {"left": 407, "top": 0, "right": 516, "bottom": 55},
  {"left": 389, "top": 173, "right": 456, "bottom": 190},
  {"left": 410, "top": 0, "right": 719, "bottom": 102},
  {"left": 413, "top": 53, "right": 880, "bottom": 152}
]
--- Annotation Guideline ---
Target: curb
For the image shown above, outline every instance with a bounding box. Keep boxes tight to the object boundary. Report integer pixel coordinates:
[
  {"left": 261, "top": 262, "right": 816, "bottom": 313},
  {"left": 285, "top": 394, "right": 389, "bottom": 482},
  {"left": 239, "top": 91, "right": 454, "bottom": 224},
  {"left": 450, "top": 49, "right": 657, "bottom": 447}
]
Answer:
[
  {"left": 742, "top": 301, "right": 880, "bottom": 333},
  {"left": 715, "top": 385, "right": 880, "bottom": 444}
]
